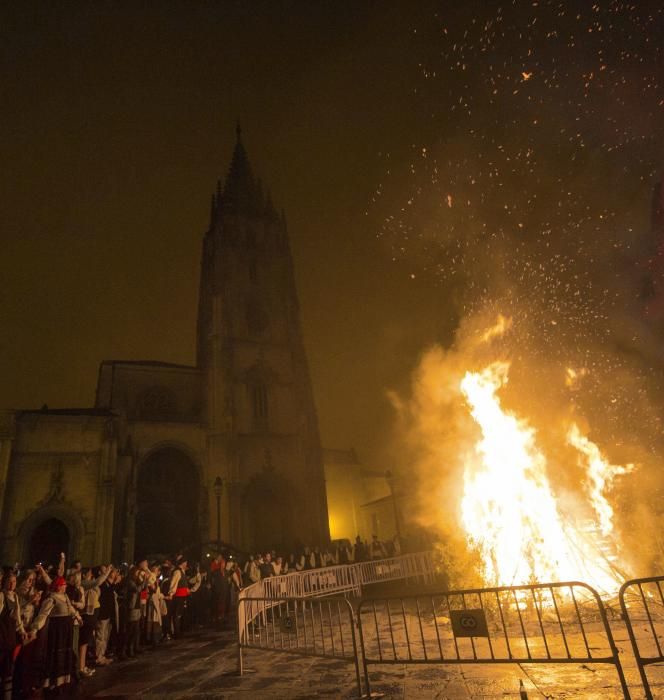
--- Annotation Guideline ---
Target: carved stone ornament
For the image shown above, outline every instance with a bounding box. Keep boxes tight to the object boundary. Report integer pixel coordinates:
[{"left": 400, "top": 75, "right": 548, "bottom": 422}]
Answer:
[{"left": 37, "top": 461, "right": 65, "bottom": 506}]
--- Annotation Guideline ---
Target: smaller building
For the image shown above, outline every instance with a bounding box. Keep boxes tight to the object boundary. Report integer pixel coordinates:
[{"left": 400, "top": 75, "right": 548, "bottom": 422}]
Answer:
[{"left": 323, "top": 449, "right": 406, "bottom": 543}]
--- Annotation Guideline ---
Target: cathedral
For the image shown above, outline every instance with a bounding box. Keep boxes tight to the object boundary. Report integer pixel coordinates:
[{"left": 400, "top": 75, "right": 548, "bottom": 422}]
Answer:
[{"left": 0, "top": 127, "right": 330, "bottom": 565}]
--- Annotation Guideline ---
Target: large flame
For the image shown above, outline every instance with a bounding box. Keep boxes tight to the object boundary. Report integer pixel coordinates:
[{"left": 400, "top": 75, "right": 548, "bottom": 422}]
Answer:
[
  {"left": 567, "top": 423, "right": 634, "bottom": 537},
  {"left": 460, "top": 360, "right": 629, "bottom": 593}
]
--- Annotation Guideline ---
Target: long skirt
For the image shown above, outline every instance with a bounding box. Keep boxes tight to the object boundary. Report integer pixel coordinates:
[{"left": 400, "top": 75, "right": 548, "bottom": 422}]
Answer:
[
  {"left": 0, "top": 605, "right": 16, "bottom": 677},
  {"left": 0, "top": 604, "right": 18, "bottom": 700},
  {"left": 42, "top": 616, "right": 75, "bottom": 689},
  {"left": 15, "top": 622, "right": 45, "bottom": 697}
]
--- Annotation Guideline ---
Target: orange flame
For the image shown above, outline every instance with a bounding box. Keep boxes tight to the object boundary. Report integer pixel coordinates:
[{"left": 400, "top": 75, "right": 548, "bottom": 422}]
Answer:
[
  {"left": 567, "top": 424, "right": 634, "bottom": 536},
  {"left": 479, "top": 314, "right": 512, "bottom": 344},
  {"left": 460, "top": 359, "right": 628, "bottom": 592}
]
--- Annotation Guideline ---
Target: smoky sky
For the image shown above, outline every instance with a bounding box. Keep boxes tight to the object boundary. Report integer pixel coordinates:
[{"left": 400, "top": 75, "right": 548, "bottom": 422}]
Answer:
[{"left": 1, "top": 1, "right": 663, "bottom": 469}]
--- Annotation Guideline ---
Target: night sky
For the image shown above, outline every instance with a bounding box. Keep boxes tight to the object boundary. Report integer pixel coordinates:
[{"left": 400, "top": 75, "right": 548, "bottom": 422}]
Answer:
[{"left": 2, "top": 1, "right": 663, "bottom": 469}]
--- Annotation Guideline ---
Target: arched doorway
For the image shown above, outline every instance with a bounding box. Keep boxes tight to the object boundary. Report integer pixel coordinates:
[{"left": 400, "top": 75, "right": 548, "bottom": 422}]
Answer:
[
  {"left": 28, "top": 518, "right": 70, "bottom": 566},
  {"left": 243, "top": 471, "right": 296, "bottom": 552},
  {"left": 135, "top": 447, "right": 200, "bottom": 559}
]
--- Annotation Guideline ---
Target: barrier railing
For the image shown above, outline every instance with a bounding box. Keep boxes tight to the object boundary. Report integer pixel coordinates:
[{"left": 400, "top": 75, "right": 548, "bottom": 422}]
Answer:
[
  {"left": 238, "top": 551, "right": 435, "bottom": 646},
  {"left": 238, "top": 563, "right": 361, "bottom": 645},
  {"left": 264, "top": 561, "right": 363, "bottom": 599},
  {"left": 353, "top": 551, "right": 435, "bottom": 588},
  {"left": 238, "top": 596, "right": 362, "bottom": 696},
  {"left": 619, "top": 575, "right": 664, "bottom": 700},
  {"left": 237, "top": 550, "right": 435, "bottom": 695},
  {"left": 357, "top": 580, "right": 630, "bottom": 698}
]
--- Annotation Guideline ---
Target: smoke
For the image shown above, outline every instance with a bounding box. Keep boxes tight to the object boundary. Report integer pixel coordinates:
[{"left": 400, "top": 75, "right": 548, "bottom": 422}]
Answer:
[{"left": 389, "top": 299, "right": 664, "bottom": 586}]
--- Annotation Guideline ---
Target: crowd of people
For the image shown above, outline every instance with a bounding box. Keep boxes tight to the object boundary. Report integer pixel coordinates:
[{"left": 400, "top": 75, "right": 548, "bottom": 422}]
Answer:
[
  {"left": 0, "top": 534, "right": 399, "bottom": 697},
  {"left": 241, "top": 535, "right": 400, "bottom": 583}
]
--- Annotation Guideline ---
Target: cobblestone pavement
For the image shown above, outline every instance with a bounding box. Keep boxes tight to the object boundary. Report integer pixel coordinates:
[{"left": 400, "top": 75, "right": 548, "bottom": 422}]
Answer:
[{"left": 75, "top": 624, "right": 663, "bottom": 699}]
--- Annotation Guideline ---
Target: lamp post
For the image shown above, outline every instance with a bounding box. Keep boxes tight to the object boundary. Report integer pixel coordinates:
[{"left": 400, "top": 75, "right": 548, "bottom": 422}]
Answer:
[
  {"left": 384, "top": 470, "right": 403, "bottom": 545},
  {"left": 213, "top": 476, "right": 224, "bottom": 549}
]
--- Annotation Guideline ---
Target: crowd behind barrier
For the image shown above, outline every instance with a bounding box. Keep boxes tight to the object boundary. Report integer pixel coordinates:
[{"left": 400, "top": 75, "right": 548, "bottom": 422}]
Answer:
[{"left": 0, "top": 533, "right": 420, "bottom": 697}]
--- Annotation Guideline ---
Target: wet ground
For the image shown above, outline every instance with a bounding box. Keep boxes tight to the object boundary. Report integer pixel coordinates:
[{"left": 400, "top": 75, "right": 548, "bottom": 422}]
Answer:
[{"left": 76, "top": 621, "right": 663, "bottom": 699}]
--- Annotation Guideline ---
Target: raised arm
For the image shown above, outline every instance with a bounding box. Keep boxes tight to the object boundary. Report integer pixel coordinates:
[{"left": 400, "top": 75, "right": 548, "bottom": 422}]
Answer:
[
  {"left": 94, "top": 565, "right": 112, "bottom": 587},
  {"left": 36, "top": 564, "right": 52, "bottom": 587},
  {"left": 82, "top": 566, "right": 111, "bottom": 590}
]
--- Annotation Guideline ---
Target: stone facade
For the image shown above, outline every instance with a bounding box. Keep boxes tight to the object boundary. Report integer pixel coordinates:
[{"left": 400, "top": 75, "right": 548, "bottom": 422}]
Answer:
[
  {"left": 0, "top": 129, "right": 330, "bottom": 565},
  {"left": 0, "top": 409, "right": 117, "bottom": 565}
]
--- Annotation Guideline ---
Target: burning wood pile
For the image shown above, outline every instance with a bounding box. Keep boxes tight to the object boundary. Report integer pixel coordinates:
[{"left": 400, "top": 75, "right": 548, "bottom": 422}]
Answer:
[{"left": 392, "top": 314, "right": 659, "bottom": 598}]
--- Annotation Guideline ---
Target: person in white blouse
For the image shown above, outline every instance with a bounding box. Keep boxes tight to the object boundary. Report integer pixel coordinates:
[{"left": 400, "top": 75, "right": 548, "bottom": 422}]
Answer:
[{"left": 28, "top": 576, "right": 82, "bottom": 691}]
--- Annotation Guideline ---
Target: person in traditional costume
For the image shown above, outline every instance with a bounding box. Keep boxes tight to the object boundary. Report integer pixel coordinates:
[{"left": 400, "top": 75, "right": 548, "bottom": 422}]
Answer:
[
  {"left": 123, "top": 568, "right": 144, "bottom": 658},
  {"left": 227, "top": 561, "right": 242, "bottom": 617},
  {"left": 167, "top": 557, "right": 189, "bottom": 639},
  {"left": 145, "top": 566, "right": 165, "bottom": 648},
  {"left": 187, "top": 565, "right": 203, "bottom": 628},
  {"left": 158, "top": 564, "right": 172, "bottom": 640},
  {"left": 0, "top": 570, "right": 25, "bottom": 700},
  {"left": 28, "top": 576, "right": 82, "bottom": 694},
  {"left": 14, "top": 570, "right": 40, "bottom": 698},
  {"left": 65, "top": 571, "right": 85, "bottom": 678}
]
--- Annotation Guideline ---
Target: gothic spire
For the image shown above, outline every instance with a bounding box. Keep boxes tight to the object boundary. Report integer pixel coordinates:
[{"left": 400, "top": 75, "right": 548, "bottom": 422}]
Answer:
[{"left": 222, "top": 122, "right": 257, "bottom": 215}]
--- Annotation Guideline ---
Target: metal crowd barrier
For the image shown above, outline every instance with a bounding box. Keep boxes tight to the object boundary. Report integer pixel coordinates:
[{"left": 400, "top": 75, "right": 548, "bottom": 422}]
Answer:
[
  {"left": 619, "top": 575, "right": 664, "bottom": 700},
  {"left": 237, "top": 563, "right": 362, "bottom": 647},
  {"left": 237, "top": 551, "right": 435, "bottom": 646},
  {"left": 354, "top": 551, "right": 436, "bottom": 588},
  {"left": 237, "top": 551, "right": 435, "bottom": 695},
  {"left": 238, "top": 596, "right": 362, "bottom": 696},
  {"left": 357, "top": 580, "right": 630, "bottom": 698}
]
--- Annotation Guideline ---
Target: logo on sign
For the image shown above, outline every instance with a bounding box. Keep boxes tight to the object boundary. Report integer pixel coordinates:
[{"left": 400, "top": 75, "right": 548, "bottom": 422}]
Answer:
[
  {"left": 460, "top": 615, "right": 478, "bottom": 629},
  {"left": 450, "top": 609, "right": 489, "bottom": 638}
]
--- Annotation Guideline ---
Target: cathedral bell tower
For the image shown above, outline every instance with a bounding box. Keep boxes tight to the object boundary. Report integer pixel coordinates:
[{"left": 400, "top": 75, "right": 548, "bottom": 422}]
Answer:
[{"left": 196, "top": 125, "right": 329, "bottom": 551}]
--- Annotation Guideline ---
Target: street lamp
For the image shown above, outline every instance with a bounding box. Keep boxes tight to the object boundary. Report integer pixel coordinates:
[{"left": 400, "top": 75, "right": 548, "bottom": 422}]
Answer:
[{"left": 213, "top": 476, "right": 224, "bottom": 548}]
